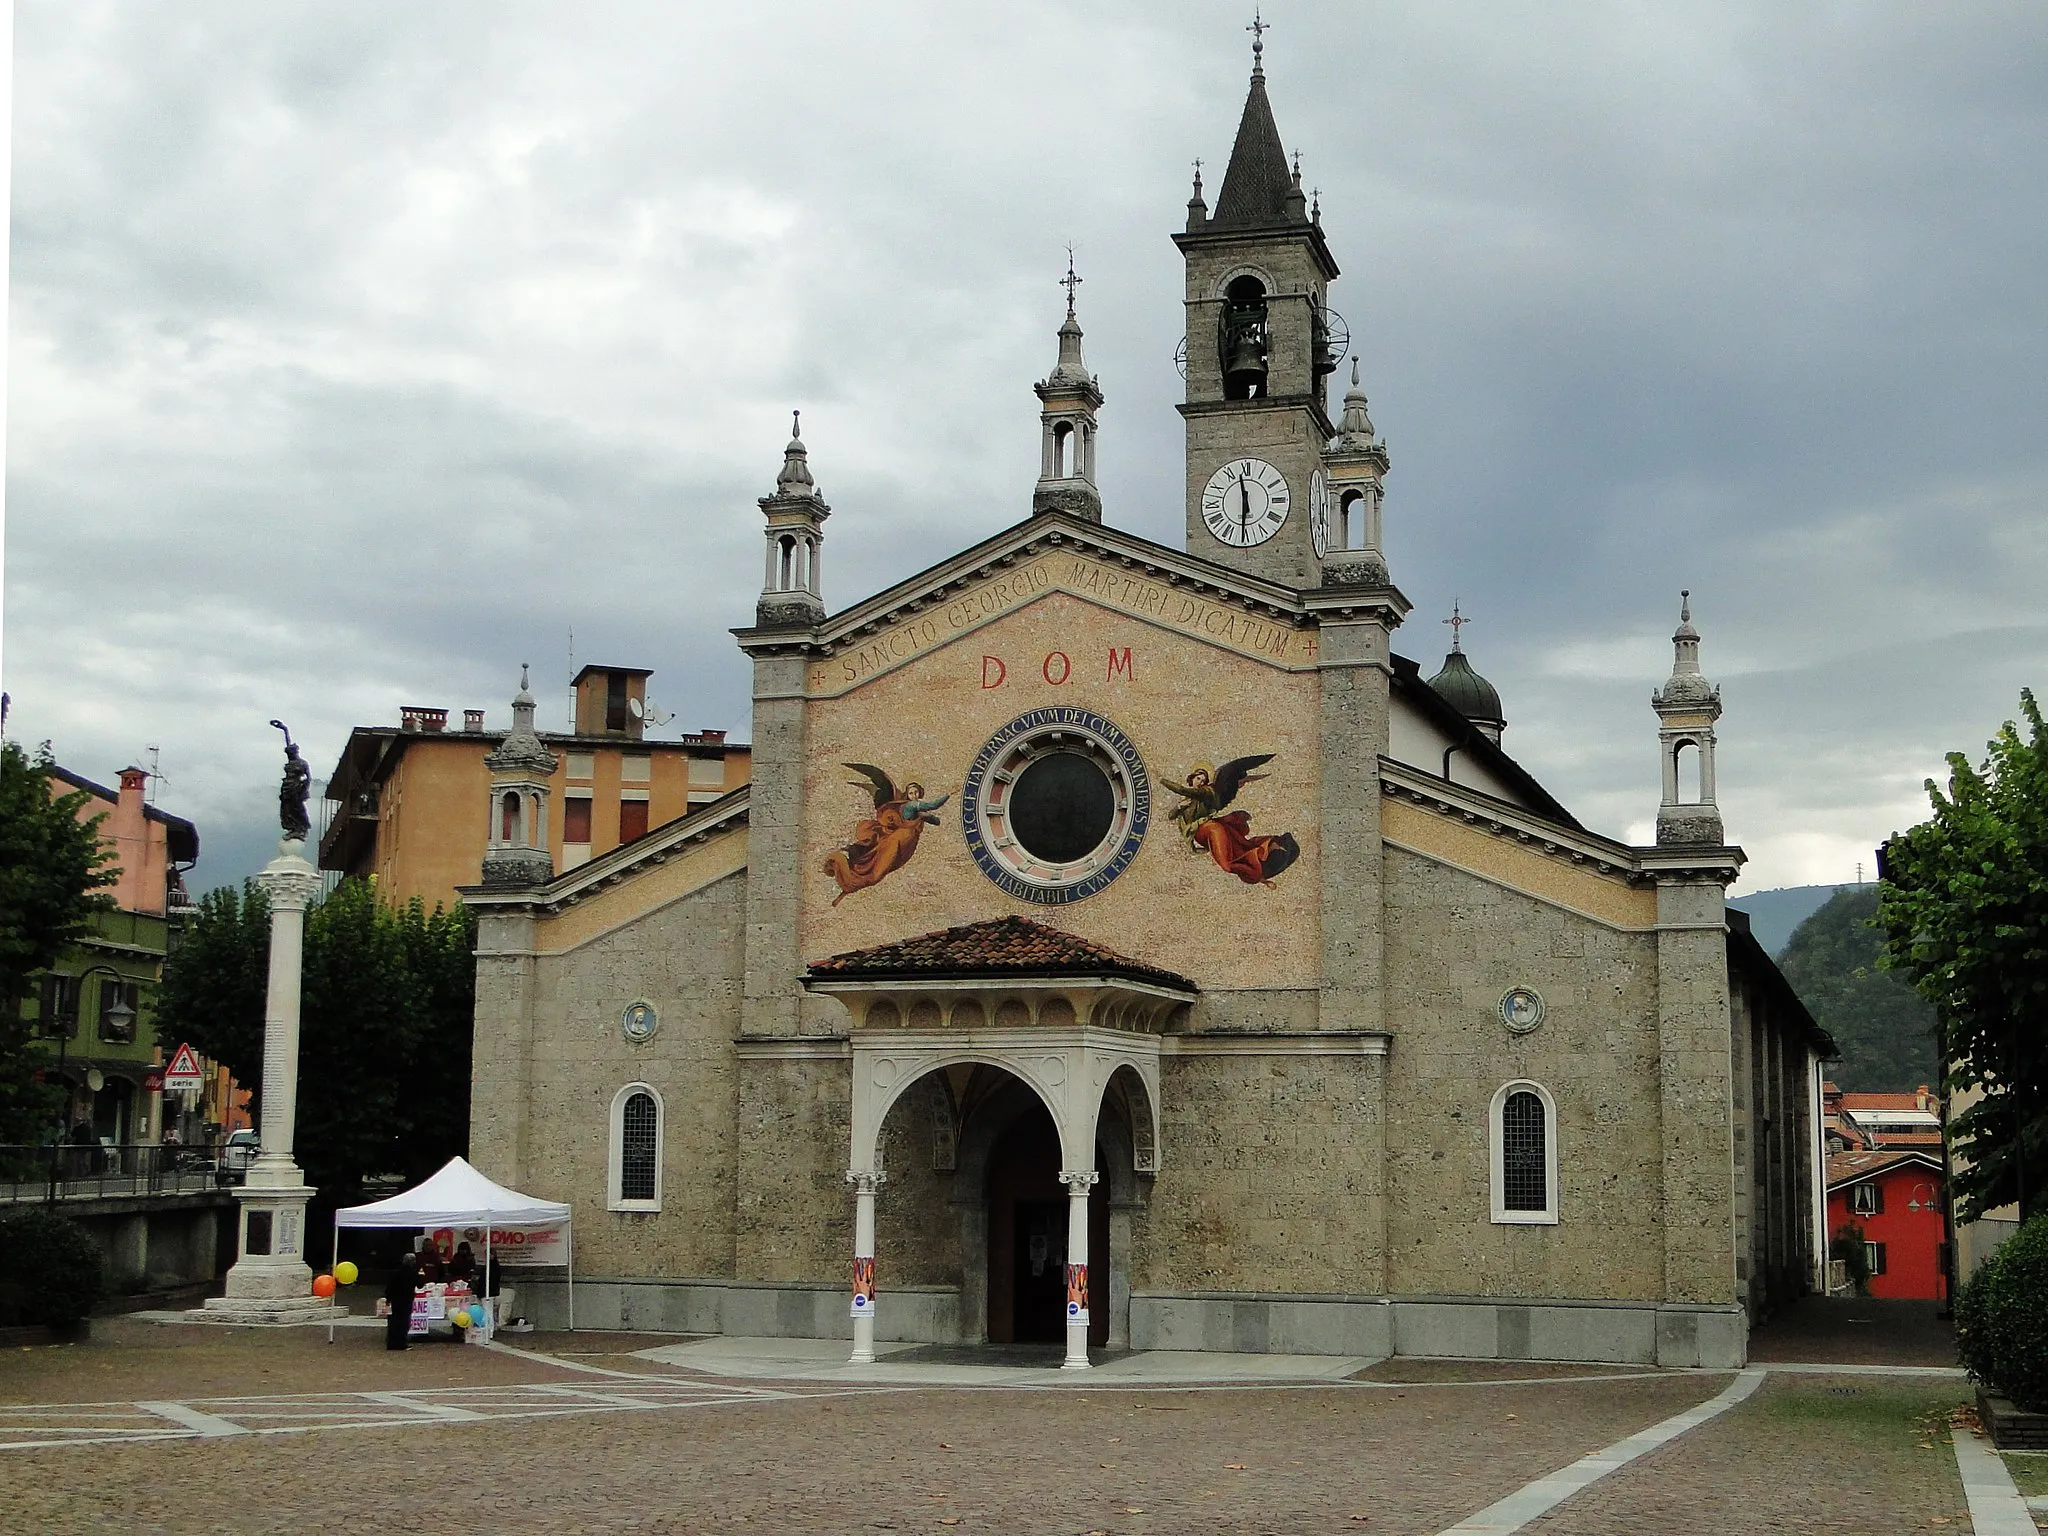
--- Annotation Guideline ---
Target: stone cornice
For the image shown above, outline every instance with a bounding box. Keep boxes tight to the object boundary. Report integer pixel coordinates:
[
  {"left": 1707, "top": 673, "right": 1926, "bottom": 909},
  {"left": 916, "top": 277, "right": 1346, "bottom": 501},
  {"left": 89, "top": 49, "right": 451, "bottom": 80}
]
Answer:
[
  {"left": 1379, "top": 760, "right": 1648, "bottom": 884},
  {"left": 459, "top": 788, "right": 750, "bottom": 914},
  {"left": 739, "top": 513, "right": 1329, "bottom": 664}
]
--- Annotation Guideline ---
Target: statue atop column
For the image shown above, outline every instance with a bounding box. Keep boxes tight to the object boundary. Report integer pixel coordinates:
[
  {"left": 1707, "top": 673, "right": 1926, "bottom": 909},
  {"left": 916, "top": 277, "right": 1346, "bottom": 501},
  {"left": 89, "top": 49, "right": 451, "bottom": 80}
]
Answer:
[{"left": 271, "top": 719, "right": 311, "bottom": 843}]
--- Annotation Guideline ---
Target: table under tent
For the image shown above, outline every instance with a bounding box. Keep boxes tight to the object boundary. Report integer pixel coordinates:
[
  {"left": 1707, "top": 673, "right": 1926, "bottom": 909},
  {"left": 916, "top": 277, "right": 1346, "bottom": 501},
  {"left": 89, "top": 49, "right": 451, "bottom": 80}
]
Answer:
[{"left": 329, "top": 1156, "right": 573, "bottom": 1340}]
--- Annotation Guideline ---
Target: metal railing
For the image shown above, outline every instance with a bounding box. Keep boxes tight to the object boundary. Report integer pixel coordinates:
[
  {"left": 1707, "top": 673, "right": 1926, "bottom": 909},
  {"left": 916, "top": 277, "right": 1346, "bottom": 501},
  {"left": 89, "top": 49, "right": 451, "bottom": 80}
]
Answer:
[{"left": 0, "top": 1143, "right": 232, "bottom": 1204}]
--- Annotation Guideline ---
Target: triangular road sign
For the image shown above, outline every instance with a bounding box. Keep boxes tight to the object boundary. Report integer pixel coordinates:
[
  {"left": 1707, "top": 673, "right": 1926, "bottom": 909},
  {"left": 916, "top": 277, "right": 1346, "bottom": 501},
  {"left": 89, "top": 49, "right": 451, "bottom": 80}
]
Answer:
[{"left": 162, "top": 1043, "right": 205, "bottom": 1089}]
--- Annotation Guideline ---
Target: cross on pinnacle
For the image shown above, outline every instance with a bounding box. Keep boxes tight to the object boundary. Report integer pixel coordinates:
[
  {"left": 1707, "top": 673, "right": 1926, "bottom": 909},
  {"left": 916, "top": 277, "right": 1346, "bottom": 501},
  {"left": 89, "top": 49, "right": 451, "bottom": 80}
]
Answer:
[
  {"left": 1444, "top": 601, "right": 1468, "bottom": 653},
  {"left": 1059, "top": 247, "right": 1082, "bottom": 317},
  {"left": 1247, "top": 6, "right": 1268, "bottom": 71}
]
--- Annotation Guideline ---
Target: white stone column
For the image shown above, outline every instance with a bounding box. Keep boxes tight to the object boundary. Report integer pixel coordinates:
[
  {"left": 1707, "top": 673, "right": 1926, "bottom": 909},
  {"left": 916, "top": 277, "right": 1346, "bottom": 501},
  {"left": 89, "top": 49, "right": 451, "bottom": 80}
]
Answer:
[
  {"left": 204, "top": 839, "right": 329, "bottom": 1323},
  {"left": 847, "top": 1170, "right": 883, "bottom": 1364},
  {"left": 1058, "top": 1170, "right": 1098, "bottom": 1370}
]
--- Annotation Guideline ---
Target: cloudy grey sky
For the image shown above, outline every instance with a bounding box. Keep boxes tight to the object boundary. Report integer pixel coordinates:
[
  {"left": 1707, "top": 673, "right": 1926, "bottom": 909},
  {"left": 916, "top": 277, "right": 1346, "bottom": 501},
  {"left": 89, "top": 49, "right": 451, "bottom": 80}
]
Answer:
[{"left": 4, "top": 2, "right": 2044, "bottom": 897}]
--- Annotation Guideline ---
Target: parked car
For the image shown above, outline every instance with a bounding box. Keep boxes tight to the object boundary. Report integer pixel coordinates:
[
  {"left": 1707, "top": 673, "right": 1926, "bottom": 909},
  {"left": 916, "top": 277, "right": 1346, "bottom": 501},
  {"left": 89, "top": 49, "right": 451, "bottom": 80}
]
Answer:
[{"left": 217, "top": 1129, "right": 260, "bottom": 1184}]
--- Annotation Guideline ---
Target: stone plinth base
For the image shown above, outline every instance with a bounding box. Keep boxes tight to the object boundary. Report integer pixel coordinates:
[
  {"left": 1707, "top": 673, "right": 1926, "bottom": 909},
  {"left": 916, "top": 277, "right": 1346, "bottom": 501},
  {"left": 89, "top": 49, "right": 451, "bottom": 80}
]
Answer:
[{"left": 195, "top": 1295, "right": 339, "bottom": 1326}]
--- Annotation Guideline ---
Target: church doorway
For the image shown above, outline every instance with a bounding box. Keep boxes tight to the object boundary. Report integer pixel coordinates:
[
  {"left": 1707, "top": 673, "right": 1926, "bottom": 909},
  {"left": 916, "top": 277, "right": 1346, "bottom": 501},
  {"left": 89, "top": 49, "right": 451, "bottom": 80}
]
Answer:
[{"left": 983, "top": 1098, "right": 1108, "bottom": 1347}]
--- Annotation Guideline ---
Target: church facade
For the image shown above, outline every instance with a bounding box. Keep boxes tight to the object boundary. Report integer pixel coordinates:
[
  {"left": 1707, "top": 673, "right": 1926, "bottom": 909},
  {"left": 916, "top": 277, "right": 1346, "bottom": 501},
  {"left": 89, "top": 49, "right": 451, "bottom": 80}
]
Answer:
[{"left": 464, "top": 50, "right": 1828, "bottom": 1370}]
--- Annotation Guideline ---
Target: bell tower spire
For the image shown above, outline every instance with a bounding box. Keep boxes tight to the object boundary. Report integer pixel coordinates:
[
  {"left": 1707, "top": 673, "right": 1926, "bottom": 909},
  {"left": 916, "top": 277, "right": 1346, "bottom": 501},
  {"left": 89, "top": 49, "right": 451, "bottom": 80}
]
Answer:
[
  {"left": 1032, "top": 251, "right": 1105, "bottom": 521},
  {"left": 1174, "top": 25, "right": 1347, "bottom": 588},
  {"left": 755, "top": 411, "right": 830, "bottom": 628},
  {"left": 1652, "top": 590, "right": 1725, "bottom": 847}
]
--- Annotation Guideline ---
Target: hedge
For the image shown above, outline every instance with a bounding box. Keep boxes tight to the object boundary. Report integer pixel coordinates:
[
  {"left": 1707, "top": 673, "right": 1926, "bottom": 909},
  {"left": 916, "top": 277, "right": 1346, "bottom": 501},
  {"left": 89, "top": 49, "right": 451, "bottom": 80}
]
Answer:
[{"left": 0, "top": 1208, "right": 105, "bottom": 1328}]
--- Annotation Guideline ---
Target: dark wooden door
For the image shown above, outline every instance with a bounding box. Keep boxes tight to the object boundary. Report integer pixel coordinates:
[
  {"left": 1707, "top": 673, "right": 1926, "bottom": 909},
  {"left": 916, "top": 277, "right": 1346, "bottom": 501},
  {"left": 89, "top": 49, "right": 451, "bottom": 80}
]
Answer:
[{"left": 985, "top": 1107, "right": 1111, "bottom": 1348}]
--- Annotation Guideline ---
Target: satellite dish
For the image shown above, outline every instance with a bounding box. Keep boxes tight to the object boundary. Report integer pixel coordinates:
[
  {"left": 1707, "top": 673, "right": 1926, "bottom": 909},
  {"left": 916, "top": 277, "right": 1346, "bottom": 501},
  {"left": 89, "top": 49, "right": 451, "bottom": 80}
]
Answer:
[
  {"left": 86, "top": 1068, "right": 105, "bottom": 1092},
  {"left": 627, "top": 698, "right": 644, "bottom": 720}
]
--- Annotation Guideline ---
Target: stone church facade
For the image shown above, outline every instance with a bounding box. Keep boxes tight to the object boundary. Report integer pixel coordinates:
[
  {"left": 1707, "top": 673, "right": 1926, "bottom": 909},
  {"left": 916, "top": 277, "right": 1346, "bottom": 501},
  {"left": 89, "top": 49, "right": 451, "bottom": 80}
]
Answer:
[{"left": 464, "top": 48, "right": 1829, "bottom": 1370}]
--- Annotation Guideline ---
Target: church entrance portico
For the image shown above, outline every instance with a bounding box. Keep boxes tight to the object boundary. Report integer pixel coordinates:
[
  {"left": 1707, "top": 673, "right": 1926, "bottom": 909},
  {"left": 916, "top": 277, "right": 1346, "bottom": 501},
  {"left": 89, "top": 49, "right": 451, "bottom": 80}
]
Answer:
[{"left": 838, "top": 1023, "right": 1166, "bottom": 1369}]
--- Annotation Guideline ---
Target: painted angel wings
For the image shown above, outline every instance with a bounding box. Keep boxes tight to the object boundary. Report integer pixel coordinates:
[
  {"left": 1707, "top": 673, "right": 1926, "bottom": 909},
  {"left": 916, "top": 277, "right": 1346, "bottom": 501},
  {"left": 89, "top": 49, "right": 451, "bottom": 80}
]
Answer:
[
  {"left": 1210, "top": 754, "right": 1274, "bottom": 809},
  {"left": 844, "top": 762, "right": 899, "bottom": 808}
]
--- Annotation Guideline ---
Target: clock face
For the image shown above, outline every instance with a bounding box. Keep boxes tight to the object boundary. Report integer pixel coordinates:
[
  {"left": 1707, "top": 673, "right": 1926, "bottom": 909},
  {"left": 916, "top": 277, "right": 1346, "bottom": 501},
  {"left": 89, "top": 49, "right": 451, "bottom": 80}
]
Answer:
[
  {"left": 1201, "top": 458, "right": 1290, "bottom": 548},
  {"left": 1309, "top": 470, "right": 1331, "bottom": 561}
]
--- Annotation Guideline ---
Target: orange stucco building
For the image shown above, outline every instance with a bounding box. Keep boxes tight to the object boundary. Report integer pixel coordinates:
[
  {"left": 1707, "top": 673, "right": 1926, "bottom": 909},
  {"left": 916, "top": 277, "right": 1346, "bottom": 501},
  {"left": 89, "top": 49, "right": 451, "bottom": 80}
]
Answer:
[{"left": 320, "top": 665, "right": 750, "bottom": 913}]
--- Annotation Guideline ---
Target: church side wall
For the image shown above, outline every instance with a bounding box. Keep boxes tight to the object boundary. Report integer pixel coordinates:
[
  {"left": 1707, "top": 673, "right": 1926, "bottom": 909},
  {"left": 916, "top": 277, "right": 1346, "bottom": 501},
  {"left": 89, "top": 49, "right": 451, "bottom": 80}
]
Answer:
[
  {"left": 1136, "top": 1048, "right": 1387, "bottom": 1303},
  {"left": 1381, "top": 848, "right": 1665, "bottom": 1303},
  {"left": 514, "top": 871, "right": 747, "bottom": 1282}
]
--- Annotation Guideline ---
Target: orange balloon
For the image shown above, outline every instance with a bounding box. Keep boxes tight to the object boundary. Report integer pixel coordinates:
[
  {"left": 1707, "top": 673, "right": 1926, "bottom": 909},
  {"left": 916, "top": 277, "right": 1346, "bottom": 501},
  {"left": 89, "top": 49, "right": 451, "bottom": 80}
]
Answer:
[{"left": 312, "top": 1273, "right": 336, "bottom": 1298}]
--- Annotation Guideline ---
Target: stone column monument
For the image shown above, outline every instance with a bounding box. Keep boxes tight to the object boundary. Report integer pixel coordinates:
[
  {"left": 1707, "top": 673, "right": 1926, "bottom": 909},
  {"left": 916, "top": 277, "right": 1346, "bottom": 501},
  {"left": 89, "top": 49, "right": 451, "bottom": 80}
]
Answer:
[{"left": 202, "top": 724, "right": 332, "bottom": 1324}]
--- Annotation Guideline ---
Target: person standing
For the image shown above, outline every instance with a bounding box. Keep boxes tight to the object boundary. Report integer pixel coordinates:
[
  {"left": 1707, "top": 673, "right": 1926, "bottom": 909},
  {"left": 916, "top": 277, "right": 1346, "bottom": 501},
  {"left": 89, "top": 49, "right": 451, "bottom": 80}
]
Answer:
[{"left": 382, "top": 1254, "right": 420, "bottom": 1352}]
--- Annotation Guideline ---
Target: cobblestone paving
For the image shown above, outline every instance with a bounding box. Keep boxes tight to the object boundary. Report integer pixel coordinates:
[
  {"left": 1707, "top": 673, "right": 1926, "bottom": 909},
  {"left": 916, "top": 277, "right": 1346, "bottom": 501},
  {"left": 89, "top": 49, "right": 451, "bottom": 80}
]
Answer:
[
  {"left": 0, "top": 1325, "right": 1988, "bottom": 1534},
  {"left": 1529, "top": 1374, "right": 1973, "bottom": 1533},
  {"left": 3, "top": 1348, "right": 1722, "bottom": 1535}
]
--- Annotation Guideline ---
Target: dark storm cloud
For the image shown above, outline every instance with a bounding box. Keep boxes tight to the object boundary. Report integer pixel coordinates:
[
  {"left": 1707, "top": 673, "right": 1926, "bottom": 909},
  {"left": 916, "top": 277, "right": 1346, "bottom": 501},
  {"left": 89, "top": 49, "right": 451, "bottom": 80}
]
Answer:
[{"left": 4, "top": 1, "right": 2044, "bottom": 893}]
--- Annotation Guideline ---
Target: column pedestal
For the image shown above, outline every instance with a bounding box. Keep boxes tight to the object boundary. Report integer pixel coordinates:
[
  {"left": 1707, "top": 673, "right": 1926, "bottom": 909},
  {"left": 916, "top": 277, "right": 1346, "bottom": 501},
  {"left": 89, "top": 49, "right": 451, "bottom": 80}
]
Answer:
[
  {"left": 201, "top": 841, "right": 329, "bottom": 1325},
  {"left": 1059, "top": 1170, "right": 1098, "bottom": 1370}
]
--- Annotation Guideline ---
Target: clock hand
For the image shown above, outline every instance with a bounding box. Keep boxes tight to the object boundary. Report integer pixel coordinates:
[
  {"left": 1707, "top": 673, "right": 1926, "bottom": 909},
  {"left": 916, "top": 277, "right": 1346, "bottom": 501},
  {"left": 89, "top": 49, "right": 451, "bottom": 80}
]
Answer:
[{"left": 1238, "top": 476, "right": 1251, "bottom": 539}]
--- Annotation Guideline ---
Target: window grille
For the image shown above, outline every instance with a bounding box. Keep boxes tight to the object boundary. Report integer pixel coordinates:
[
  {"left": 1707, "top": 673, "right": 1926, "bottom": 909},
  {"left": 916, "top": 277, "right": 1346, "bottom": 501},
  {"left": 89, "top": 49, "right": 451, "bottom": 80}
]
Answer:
[
  {"left": 619, "top": 1091, "right": 658, "bottom": 1202},
  {"left": 1500, "top": 1090, "right": 1547, "bottom": 1212}
]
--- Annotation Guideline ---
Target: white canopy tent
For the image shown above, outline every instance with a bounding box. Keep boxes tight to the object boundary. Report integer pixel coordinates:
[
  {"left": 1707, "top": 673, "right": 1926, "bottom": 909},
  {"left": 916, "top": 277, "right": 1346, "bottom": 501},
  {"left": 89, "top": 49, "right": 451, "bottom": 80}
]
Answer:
[{"left": 330, "top": 1156, "right": 573, "bottom": 1338}]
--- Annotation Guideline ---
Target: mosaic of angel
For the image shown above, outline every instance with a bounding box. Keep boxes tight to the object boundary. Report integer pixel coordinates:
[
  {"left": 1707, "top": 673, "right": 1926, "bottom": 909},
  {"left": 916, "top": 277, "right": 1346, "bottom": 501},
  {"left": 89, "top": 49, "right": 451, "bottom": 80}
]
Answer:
[
  {"left": 1164, "top": 754, "right": 1300, "bottom": 887},
  {"left": 823, "top": 763, "right": 951, "bottom": 906}
]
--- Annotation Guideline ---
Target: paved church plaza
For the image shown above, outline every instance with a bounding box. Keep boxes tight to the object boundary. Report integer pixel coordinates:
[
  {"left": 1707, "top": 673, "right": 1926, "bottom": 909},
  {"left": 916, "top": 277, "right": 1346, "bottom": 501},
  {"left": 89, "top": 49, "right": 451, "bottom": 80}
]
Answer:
[{"left": 1, "top": 1318, "right": 2024, "bottom": 1534}]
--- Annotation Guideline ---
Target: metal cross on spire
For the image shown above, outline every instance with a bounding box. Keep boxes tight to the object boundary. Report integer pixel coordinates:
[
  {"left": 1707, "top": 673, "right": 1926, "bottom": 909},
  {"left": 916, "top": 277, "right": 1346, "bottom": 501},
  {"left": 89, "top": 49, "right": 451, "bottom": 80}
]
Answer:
[
  {"left": 1247, "top": 6, "right": 1268, "bottom": 72},
  {"left": 1059, "top": 246, "right": 1083, "bottom": 317},
  {"left": 1444, "top": 600, "right": 1468, "bottom": 653}
]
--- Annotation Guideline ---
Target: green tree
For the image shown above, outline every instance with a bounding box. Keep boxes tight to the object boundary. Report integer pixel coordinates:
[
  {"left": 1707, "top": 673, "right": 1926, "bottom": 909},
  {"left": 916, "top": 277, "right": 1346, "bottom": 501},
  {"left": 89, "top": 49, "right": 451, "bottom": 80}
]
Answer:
[
  {"left": 0, "top": 740, "right": 116, "bottom": 1142},
  {"left": 155, "top": 882, "right": 270, "bottom": 1090},
  {"left": 158, "top": 877, "right": 476, "bottom": 1202},
  {"left": 1779, "top": 886, "right": 1940, "bottom": 1093},
  {"left": 1877, "top": 689, "right": 2048, "bottom": 1222}
]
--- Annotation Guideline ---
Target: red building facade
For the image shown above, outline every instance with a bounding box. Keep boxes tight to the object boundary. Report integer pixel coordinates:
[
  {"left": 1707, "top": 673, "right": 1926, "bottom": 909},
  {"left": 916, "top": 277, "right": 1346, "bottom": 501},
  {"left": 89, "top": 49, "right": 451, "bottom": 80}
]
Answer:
[{"left": 1825, "top": 1149, "right": 1946, "bottom": 1300}]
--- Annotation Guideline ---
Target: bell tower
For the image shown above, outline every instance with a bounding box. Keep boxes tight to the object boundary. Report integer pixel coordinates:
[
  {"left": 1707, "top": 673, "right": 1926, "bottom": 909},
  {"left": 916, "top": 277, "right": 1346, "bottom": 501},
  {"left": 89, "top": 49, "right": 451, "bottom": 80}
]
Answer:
[{"left": 1174, "top": 20, "right": 1342, "bottom": 588}]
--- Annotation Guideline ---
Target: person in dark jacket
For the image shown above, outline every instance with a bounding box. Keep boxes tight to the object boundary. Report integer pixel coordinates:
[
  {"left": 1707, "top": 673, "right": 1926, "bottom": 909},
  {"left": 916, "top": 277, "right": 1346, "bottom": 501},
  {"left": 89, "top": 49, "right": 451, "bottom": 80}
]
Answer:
[{"left": 383, "top": 1254, "right": 420, "bottom": 1351}]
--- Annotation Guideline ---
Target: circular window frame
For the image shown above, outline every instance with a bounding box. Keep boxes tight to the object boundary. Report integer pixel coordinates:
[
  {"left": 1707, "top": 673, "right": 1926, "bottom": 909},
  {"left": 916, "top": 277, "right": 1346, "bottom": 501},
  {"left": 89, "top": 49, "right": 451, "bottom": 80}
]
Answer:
[
  {"left": 962, "top": 708, "right": 1149, "bottom": 904},
  {"left": 620, "top": 999, "right": 660, "bottom": 1044},
  {"left": 1499, "top": 987, "right": 1545, "bottom": 1035}
]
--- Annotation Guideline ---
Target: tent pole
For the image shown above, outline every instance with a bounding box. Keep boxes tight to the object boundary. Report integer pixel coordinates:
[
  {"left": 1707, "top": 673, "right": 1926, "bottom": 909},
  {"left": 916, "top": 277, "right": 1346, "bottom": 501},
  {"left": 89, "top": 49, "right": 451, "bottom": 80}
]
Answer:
[
  {"left": 327, "top": 1222, "right": 339, "bottom": 1344},
  {"left": 567, "top": 1228, "right": 575, "bottom": 1332},
  {"left": 484, "top": 1223, "right": 492, "bottom": 1336}
]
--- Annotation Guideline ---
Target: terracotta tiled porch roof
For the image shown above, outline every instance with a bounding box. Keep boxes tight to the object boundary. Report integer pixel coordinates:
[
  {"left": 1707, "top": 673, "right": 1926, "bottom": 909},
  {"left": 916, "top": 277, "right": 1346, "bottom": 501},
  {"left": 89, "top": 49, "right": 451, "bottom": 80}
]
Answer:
[{"left": 805, "top": 915, "right": 1195, "bottom": 993}]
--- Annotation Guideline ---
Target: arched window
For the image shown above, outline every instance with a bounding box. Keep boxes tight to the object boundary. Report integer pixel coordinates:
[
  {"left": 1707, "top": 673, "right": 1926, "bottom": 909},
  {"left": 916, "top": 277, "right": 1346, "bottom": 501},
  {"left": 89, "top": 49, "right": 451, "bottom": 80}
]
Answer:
[
  {"left": 1489, "top": 1081, "right": 1558, "bottom": 1225},
  {"left": 499, "top": 791, "right": 520, "bottom": 844},
  {"left": 1339, "top": 488, "right": 1364, "bottom": 550},
  {"left": 1052, "top": 421, "right": 1072, "bottom": 478},
  {"left": 777, "top": 534, "right": 797, "bottom": 591},
  {"left": 609, "top": 1083, "right": 663, "bottom": 1211}
]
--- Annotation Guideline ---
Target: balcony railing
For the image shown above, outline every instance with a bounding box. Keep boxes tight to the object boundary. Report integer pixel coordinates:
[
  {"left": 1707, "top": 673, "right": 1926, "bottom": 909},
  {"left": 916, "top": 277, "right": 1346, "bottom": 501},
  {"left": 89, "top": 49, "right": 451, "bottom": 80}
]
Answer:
[{"left": 0, "top": 1143, "right": 229, "bottom": 1204}]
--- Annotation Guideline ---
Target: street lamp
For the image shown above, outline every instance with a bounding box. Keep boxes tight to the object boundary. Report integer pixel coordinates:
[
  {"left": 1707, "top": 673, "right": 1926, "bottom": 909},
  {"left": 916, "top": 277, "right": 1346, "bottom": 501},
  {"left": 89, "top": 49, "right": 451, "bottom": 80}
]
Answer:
[{"left": 43, "top": 963, "right": 137, "bottom": 1203}]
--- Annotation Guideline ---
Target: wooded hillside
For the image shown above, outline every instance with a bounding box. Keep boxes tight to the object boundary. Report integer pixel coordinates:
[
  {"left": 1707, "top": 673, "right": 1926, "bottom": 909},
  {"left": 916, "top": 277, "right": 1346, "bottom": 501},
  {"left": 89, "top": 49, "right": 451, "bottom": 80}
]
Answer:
[{"left": 1778, "top": 885, "right": 1939, "bottom": 1093}]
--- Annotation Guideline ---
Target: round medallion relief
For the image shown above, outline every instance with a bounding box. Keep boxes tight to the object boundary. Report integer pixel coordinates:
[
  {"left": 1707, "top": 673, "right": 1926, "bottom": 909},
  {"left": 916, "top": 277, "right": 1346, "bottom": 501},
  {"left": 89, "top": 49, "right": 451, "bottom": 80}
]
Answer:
[
  {"left": 1499, "top": 987, "right": 1546, "bottom": 1035},
  {"left": 620, "top": 999, "right": 659, "bottom": 1043},
  {"left": 962, "top": 708, "right": 1149, "bottom": 904}
]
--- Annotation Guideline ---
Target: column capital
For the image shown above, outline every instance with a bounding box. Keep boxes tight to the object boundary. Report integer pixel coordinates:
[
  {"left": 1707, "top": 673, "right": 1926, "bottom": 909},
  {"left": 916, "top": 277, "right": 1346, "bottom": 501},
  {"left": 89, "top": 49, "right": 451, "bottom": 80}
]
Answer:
[
  {"left": 845, "top": 1169, "right": 887, "bottom": 1195},
  {"left": 1057, "top": 1170, "right": 1100, "bottom": 1191},
  {"left": 256, "top": 856, "right": 324, "bottom": 912}
]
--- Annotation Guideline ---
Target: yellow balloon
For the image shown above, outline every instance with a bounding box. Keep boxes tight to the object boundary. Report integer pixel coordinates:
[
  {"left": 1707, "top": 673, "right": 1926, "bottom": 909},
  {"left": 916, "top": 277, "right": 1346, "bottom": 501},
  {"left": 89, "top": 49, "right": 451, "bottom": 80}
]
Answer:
[
  {"left": 451, "top": 1310, "right": 472, "bottom": 1329},
  {"left": 334, "top": 1261, "right": 359, "bottom": 1286}
]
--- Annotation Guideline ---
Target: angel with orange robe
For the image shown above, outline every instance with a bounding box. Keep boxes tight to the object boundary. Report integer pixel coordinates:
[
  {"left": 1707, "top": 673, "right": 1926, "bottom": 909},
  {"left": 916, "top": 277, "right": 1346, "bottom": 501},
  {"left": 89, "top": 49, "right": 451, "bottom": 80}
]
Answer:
[
  {"left": 823, "top": 763, "right": 951, "bottom": 905},
  {"left": 1163, "top": 754, "right": 1300, "bottom": 887}
]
